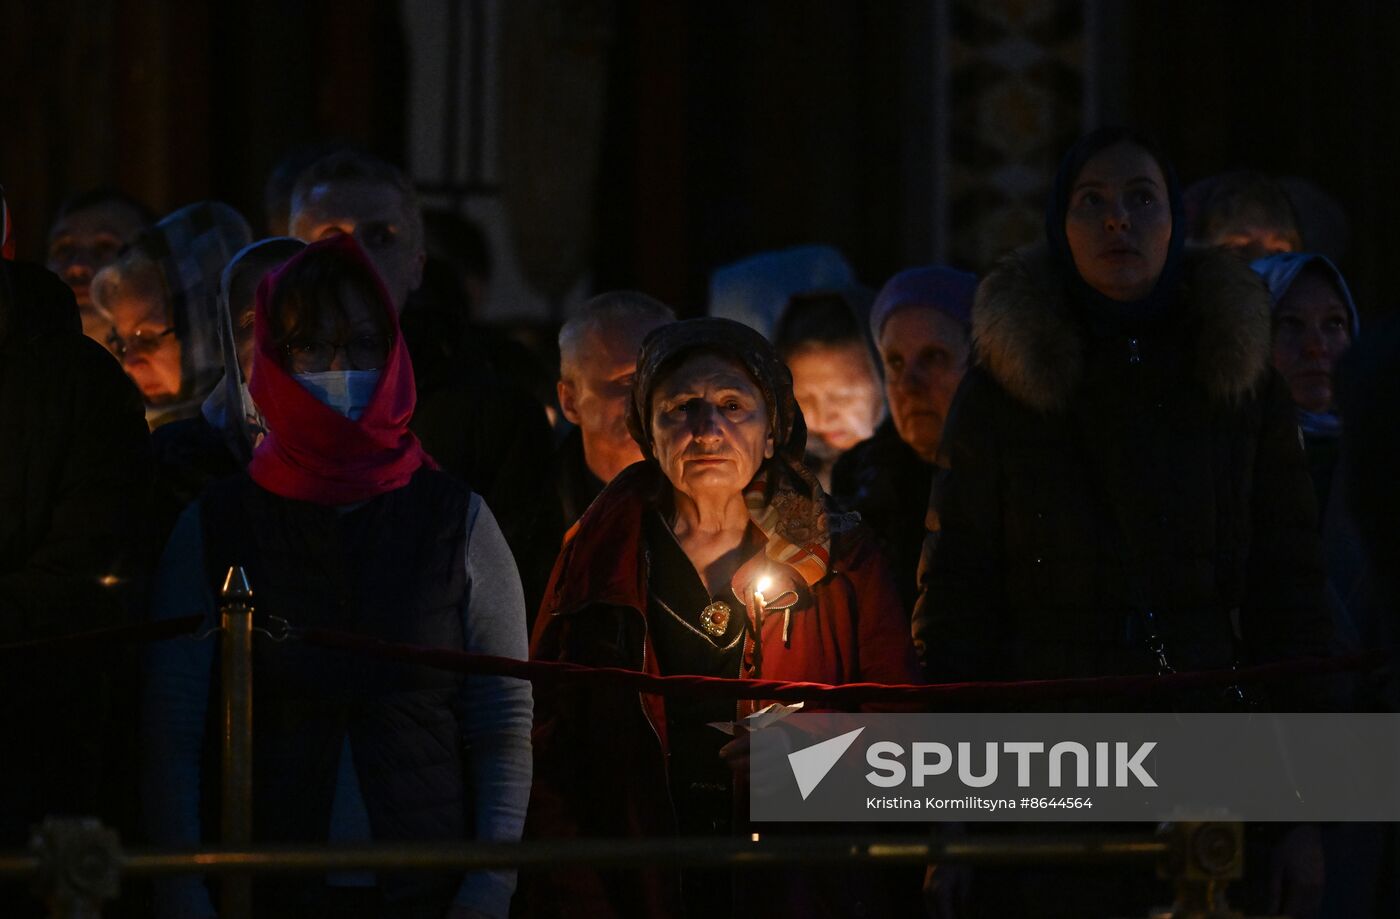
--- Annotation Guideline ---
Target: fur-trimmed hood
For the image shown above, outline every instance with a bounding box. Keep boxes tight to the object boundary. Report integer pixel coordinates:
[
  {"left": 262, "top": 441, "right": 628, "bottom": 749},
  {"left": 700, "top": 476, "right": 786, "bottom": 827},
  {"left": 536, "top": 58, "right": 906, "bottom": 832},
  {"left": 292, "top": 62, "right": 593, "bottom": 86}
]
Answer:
[{"left": 972, "top": 245, "right": 1273, "bottom": 413}]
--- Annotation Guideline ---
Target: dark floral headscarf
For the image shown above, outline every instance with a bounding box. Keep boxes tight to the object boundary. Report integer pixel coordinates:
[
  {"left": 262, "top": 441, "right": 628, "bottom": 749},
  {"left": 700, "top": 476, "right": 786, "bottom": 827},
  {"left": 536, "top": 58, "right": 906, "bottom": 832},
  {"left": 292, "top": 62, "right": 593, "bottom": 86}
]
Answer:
[
  {"left": 626, "top": 317, "right": 851, "bottom": 587},
  {"left": 627, "top": 318, "right": 808, "bottom": 478}
]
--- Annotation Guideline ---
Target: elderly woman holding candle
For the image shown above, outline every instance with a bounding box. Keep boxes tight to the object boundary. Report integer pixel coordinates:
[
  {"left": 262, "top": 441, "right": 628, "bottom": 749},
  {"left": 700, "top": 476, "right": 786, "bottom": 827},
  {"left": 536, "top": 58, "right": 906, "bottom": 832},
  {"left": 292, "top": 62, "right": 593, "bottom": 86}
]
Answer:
[{"left": 525, "top": 317, "right": 920, "bottom": 919}]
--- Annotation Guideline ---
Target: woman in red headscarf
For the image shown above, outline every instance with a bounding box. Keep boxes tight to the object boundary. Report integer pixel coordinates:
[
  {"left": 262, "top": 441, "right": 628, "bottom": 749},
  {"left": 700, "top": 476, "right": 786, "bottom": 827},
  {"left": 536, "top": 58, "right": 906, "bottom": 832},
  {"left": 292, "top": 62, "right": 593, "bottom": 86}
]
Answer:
[{"left": 142, "top": 234, "right": 532, "bottom": 919}]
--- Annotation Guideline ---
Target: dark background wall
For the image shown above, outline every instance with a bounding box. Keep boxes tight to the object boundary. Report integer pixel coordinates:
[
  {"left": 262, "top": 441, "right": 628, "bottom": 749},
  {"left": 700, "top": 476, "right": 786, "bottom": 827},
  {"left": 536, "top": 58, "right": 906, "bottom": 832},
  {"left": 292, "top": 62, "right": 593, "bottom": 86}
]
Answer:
[
  {"left": 2, "top": 0, "right": 1396, "bottom": 318},
  {"left": 1100, "top": 0, "right": 1399, "bottom": 317},
  {"left": 0, "top": 0, "right": 403, "bottom": 247},
  {"left": 596, "top": 1, "right": 917, "bottom": 310}
]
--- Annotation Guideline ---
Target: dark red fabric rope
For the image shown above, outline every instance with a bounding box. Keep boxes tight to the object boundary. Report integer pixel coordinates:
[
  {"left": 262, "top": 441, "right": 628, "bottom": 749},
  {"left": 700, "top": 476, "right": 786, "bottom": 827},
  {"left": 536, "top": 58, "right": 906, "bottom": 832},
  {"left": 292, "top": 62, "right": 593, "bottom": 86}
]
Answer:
[
  {"left": 1, "top": 613, "right": 1383, "bottom": 705},
  {"left": 296, "top": 625, "right": 1391, "bottom": 705},
  {"left": 0, "top": 614, "right": 205, "bottom": 656}
]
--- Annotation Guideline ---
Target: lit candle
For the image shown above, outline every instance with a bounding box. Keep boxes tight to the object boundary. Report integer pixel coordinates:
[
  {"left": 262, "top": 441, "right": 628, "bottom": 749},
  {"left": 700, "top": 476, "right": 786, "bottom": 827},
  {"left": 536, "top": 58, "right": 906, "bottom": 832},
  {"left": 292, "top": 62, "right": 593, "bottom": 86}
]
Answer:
[
  {"left": 754, "top": 575, "right": 773, "bottom": 612},
  {"left": 744, "top": 575, "right": 774, "bottom": 677}
]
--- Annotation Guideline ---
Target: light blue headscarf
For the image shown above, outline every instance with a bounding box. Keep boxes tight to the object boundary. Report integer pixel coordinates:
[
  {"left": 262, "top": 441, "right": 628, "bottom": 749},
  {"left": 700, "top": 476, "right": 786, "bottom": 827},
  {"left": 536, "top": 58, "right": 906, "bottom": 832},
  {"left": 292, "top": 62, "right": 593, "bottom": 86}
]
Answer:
[
  {"left": 1250, "top": 252, "right": 1359, "bottom": 438},
  {"left": 708, "top": 245, "right": 856, "bottom": 338}
]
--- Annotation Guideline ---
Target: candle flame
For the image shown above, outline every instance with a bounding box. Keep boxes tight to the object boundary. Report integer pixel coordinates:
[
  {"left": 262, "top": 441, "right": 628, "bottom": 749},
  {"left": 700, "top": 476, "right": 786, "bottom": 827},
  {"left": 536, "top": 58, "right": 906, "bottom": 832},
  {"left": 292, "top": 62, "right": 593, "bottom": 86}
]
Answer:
[{"left": 755, "top": 576, "right": 772, "bottom": 595}]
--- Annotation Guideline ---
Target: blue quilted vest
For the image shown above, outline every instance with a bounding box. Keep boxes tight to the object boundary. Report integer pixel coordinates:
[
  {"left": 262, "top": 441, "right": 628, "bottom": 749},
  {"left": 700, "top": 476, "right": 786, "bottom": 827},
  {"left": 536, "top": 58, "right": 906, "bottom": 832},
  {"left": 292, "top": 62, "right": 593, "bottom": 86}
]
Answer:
[{"left": 199, "top": 468, "right": 472, "bottom": 904}]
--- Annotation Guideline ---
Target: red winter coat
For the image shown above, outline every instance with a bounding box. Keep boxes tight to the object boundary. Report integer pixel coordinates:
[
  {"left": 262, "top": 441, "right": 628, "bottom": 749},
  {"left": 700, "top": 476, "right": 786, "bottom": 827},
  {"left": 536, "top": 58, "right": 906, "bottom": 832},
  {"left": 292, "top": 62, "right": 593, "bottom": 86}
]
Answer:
[{"left": 522, "top": 463, "right": 920, "bottom": 918}]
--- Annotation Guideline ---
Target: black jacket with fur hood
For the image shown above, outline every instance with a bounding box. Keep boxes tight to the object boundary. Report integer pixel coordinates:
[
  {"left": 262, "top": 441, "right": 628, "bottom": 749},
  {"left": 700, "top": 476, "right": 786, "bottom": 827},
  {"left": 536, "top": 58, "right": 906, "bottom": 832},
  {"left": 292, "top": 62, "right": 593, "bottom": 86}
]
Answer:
[{"left": 913, "top": 246, "right": 1330, "bottom": 706}]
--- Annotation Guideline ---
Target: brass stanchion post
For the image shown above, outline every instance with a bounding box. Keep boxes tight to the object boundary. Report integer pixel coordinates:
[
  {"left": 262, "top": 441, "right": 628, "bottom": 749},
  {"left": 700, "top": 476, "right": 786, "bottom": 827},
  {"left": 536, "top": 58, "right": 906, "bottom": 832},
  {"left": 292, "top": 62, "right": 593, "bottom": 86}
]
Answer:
[
  {"left": 219, "top": 567, "right": 254, "bottom": 919},
  {"left": 1158, "top": 821, "right": 1244, "bottom": 919}
]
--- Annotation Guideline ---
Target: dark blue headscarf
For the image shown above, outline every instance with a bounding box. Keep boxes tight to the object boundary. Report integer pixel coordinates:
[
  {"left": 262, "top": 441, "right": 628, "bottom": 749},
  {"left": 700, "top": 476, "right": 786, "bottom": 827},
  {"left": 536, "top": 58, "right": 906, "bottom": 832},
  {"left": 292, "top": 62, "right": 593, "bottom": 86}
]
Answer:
[
  {"left": 1046, "top": 127, "right": 1187, "bottom": 330},
  {"left": 868, "top": 266, "right": 980, "bottom": 341}
]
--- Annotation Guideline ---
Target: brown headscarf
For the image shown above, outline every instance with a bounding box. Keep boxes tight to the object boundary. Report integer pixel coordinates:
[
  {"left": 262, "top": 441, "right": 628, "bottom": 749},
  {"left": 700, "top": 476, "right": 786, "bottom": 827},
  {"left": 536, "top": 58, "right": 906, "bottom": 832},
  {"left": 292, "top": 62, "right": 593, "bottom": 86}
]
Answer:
[{"left": 626, "top": 317, "right": 851, "bottom": 587}]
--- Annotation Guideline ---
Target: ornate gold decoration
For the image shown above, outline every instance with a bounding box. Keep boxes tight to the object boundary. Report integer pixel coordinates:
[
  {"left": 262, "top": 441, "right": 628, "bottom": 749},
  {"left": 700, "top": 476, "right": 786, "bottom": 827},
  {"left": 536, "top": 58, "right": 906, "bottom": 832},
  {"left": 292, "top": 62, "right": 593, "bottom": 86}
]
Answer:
[{"left": 699, "top": 601, "right": 731, "bottom": 637}]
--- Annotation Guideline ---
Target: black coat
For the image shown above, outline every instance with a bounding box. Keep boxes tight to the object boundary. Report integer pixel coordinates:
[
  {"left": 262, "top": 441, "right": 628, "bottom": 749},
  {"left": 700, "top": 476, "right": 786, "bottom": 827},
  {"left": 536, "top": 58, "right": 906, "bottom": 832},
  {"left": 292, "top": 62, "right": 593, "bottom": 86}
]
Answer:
[
  {"left": 150, "top": 414, "right": 242, "bottom": 548},
  {"left": 0, "top": 261, "right": 152, "bottom": 840},
  {"left": 553, "top": 425, "right": 603, "bottom": 527},
  {"left": 411, "top": 377, "right": 563, "bottom": 627},
  {"left": 0, "top": 261, "right": 151, "bottom": 635},
  {"left": 914, "top": 247, "right": 1331, "bottom": 707},
  {"left": 829, "top": 419, "right": 932, "bottom": 620}
]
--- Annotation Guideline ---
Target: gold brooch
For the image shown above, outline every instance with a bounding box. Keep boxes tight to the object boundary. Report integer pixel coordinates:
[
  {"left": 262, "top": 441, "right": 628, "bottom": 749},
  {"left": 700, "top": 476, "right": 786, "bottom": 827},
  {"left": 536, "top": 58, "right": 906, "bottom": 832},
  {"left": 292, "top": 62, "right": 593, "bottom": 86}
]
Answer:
[{"left": 699, "top": 601, "right": 731, "bottom": 637}]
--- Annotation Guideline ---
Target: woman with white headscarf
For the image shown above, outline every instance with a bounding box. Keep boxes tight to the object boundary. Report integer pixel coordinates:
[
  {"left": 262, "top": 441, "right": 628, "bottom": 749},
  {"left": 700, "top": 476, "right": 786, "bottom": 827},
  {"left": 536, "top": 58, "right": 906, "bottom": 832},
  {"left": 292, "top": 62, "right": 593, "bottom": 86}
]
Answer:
[{"left": 92, "top": 201, "right": 252, "bottom": 429}]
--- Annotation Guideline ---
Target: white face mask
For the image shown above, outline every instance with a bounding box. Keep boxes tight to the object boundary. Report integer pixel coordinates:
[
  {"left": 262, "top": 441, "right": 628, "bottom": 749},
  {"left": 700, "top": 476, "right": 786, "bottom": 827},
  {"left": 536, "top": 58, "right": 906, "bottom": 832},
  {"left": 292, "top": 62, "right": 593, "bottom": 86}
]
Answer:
[{"left": 295, "top": 370, "right": 381, "bottom": 421}]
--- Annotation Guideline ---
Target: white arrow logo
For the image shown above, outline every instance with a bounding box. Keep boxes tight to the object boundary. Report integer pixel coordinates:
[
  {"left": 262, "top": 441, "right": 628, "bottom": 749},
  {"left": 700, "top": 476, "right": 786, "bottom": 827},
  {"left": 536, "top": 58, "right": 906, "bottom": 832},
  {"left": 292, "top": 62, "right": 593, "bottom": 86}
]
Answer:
[{"left": 787, "top": 728, "right": 865, "bottom": 800}]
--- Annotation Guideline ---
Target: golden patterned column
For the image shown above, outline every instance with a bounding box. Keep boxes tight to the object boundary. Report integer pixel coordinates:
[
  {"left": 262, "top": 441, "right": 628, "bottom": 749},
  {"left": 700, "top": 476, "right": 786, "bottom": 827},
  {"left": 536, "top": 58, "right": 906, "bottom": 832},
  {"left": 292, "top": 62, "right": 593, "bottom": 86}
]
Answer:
[{"left": 945, "top": 0, "right": 1090, "bottom": 270}]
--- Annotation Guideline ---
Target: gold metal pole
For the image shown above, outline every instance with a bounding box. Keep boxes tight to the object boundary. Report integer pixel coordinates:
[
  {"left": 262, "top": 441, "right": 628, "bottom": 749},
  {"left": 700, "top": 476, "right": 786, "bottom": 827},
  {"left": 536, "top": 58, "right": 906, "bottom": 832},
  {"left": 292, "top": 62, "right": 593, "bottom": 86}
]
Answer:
[
  {"left": 105, "top": 833, "right": 1172, "bottom": 875},
  {"left": 218, "top": 567, "right": 254, "bottom": 919},
  {"left": 7, "top": 827, "right": 1233, "bottom": 914}
]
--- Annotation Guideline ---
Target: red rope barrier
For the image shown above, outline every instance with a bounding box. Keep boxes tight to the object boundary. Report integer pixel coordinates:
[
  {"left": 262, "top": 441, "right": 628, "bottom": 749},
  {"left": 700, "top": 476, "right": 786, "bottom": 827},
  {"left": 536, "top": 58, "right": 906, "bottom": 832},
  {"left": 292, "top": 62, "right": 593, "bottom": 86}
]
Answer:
[
  {"left": 0, "top": 615, "right": 205, "bottom": 656},
  {"left": 297, "top": 625, "right": 1391, "bottom": 705},
  {"left": 0, "top": 612, "right": 1384, "bottom": 706}
]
